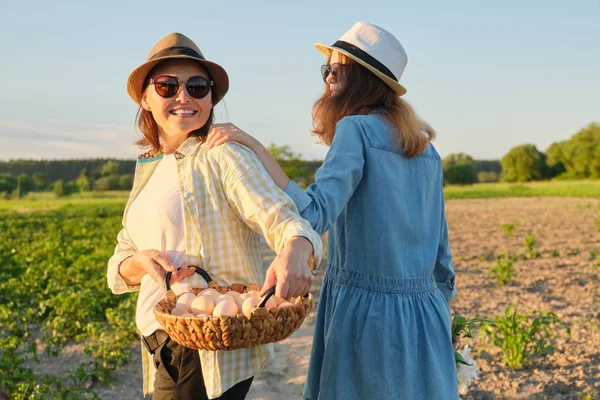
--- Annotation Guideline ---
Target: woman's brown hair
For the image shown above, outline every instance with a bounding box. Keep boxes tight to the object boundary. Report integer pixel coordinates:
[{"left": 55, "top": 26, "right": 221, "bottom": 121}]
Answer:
[
  {"left": 312, "top": 54, "right": 435, "bottom": 157},
  {"left": 135, "top": 62, "right": 215, "bottom": 153}
]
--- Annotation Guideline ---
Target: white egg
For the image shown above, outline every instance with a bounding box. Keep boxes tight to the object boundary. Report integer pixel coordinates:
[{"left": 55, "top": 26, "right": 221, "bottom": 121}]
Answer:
[
  {"left": 216, "top": 294, "right": 234, "bottom": 304},
  {"left": 241, "top": 297, "right": 261, "bottom": 319},
  {"left": 176, "top": 293, "right": 196, "bottom": 312},
  {"left": 171, "top": 307, "right": 188, "bottom": 316},
  {"left": 213, "top": 300, "right": 239, "bottom": 317},
  {"left": 239, "top": 293, "right": 251, "bottom": 301},
  {"left": 192, "top": 296, "right": 216, "bottom": 314},
  {"left": 191, "top": 295, "right": 215, "bottom": 314},
  {"left": 228, "top": 291, "right": 244, "bottom": 309},
  {"left": 201, "top": 287, "right": 221, "bottom": 296},
  {"left": 200, "top": 288, "right": 221, "bottom": 301},
  {"left": 171, "top": 278, "right": 192, "bottom": 296},
  {"left": 227, "top": 290, "right": 242, "bottom": 302}
]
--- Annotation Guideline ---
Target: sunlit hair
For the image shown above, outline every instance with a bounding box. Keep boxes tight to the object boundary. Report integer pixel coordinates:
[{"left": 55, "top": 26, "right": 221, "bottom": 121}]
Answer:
[
  {"left": 312, "top": 53, "right": 435, "bottom": 157},
  {"left": 135, "top": 62, "right": 215, "bottom": 153}
]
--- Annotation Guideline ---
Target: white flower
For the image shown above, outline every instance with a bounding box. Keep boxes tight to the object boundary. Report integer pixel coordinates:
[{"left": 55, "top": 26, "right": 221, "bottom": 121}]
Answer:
[{"left": 456, "top": 345, "right": 479, "bottom": 395}]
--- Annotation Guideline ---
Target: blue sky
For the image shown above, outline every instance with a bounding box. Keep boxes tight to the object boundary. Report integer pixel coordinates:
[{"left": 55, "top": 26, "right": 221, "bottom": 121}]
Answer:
[{"left": 1, "top": 0, "right": 598, "bottom": 161}]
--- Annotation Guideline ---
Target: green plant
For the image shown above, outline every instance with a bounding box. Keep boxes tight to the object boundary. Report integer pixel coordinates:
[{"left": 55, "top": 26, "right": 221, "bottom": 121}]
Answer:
[
  {"left": 491, "top": 253, "right": 515, "bottom": 286},
  {"left": 524, "top": 232, "right": 539, "bottom": 258},
  {"left": 452, "top": 315, "right": 485, "bottom": 365},
  {"left": 595, "top": 218, "right": 600, "bottom": 233},
  {"left": 0, "top": 206, "right": 138, "bottom": 398},
  {"left": 575, "top": 391, "right": 599, "bottom": 400},
  {"left": 481, "top": 306, "right": 570, "bottom": 369},
  {"left": 550, "top": 249, "right": 560, "bottom": 257},
  {"left": 502, "top": 222, "right": 517, "bottom": 236}
]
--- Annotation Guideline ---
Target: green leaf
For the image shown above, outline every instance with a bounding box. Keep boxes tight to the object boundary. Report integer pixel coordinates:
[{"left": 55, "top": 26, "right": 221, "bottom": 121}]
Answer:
[{"left": 455, "top": 351, "right": 472, "bottom": 366}]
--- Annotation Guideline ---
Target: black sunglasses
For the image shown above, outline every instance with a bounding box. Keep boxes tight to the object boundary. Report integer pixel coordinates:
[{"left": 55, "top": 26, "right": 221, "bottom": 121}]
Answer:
[
  {"left": 148, "top": 75, "right": 214, "bottom": 99},
  {"left": 321, "top": 63, "right": 348, "bottom": 82}
]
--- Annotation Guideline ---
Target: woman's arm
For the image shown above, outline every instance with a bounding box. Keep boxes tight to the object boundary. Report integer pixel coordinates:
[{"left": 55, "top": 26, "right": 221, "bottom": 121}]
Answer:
[
  {"left": 216, "top": 142, "right": 323, "bottom": 298},
  {"left": 283, "top": 117, "right": 366, "bottom": 235},
  {"left": 207, "top": 117, "right": 365, "bottom": 235},
  {"left": 208, "top": 118, "right": 366, "bottom": 235},
  {"left": 107, "top": 228, "right": 195, "bottom": 293},
  {"left": 434, "top": 196, "right": 457, "bottom": 303},
  {"left": 206, "top": 123, "right": 290, "bottom": 189},
  {"left": 107, "top": 227, "right": 142, "bottom": 294}
]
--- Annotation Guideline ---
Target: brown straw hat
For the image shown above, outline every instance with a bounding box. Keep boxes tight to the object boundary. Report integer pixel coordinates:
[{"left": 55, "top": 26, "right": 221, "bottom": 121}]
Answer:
[{"left": 127, "top": 32, "right": 229, "bottom": 105}]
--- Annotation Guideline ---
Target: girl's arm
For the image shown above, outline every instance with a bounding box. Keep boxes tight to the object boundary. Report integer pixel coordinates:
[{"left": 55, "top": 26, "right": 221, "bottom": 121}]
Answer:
[
  {"left": 208, "top": 118, "right": 366, "bottom": 235},
  {"left": 206, "top": 123, "right": 290, "bottom": 189},
  {"left": 283, "top": 117, "right": 365, "bottom": 234}
]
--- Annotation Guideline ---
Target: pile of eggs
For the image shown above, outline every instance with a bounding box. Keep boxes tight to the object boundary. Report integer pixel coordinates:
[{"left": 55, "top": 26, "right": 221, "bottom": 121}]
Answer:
[{"left": 170, "top": 287, "right": 294, "bottom": 319}]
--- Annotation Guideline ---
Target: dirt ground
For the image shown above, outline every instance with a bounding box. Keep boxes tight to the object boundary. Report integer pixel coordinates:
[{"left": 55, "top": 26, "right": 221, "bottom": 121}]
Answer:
[
  {"left": 56, "top": 197, "right": 600, "bottom": 399},
  {"left": 448, "top": 198, "right": 600, "bottom": 399}
]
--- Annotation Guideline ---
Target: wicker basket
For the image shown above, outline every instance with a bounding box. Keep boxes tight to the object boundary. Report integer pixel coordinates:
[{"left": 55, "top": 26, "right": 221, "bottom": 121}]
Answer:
[{"left": 153, "top": 266, "right": 312, "bottom": 351}]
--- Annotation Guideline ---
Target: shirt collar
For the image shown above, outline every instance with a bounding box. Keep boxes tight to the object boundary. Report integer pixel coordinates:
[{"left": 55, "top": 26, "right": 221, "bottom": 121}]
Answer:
[
  {"left": 137, "top": 136, "right": 202, "bottom": 161},
  {"left": 174, "top": 136, "right": 202, "bottom": 158}
]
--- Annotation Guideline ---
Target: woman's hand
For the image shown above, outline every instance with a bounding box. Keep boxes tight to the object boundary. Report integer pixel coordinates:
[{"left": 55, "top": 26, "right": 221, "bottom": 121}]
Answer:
[
  {"left": 205, "top": 123, "right": 261, "bottom": 151},
  {"left": 119, "top": 250, "right": 196, "bottom": 288},
  {"left": 260, "top": 237, "right": 315, "bottom": 299}
]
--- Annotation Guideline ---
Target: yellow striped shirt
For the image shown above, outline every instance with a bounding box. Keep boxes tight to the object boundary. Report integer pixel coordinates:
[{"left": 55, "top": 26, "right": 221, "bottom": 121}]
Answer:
[{"left": 107, "top": 137, "right": 322, "bottom": 398}]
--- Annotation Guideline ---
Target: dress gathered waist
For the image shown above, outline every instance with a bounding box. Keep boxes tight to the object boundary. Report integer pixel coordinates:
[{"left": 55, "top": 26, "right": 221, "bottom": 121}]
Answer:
[{"left": 325, "top": 266, "right": 437, "bottom": 295}]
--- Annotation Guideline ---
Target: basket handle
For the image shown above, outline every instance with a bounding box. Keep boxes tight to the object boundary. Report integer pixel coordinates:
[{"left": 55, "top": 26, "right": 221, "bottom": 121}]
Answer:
[
  {"left": 257, "top": 286, "right": 310, "bottom": 308},
  {"left": 164, "top": 265, "right": 212, "bottom": 292}
]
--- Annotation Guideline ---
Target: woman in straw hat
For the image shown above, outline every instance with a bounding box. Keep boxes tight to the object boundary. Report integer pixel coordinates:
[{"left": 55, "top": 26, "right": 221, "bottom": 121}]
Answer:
[
  {"left": 207, "top": 22, "right": 459, "bottom": 399},
  {"left": 107, "top": 32, "right": 323, "bottom": 400}
]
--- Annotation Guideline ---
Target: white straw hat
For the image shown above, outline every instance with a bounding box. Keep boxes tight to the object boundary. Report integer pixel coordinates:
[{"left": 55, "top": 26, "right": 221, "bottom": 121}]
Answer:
[{"left": 315, "top": 21, "right": 408, "bottom": 96}]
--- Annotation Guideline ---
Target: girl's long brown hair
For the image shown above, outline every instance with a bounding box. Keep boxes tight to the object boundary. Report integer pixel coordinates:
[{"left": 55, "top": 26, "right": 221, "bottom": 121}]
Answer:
[
  {"left": 135, "top": 62, "right": 215, "bottom": 154},
  {"left": 312, "top": 54, "right": 435, "bottom": 157}
]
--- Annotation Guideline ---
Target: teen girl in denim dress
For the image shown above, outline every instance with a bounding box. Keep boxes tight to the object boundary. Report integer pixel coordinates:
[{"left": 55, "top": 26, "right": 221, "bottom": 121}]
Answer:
[{"left": 208, "top": 21, "right": 459, "bottom": 400}]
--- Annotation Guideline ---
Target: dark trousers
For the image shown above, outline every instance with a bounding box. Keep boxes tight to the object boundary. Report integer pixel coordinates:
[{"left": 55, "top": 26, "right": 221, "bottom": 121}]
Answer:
[{"left": 152, "top": 336, "right": 253, "bottom": 400}]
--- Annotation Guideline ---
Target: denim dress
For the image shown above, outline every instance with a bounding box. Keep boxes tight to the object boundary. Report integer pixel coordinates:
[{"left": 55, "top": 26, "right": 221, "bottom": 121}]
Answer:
[{"left": 284, "top": 114, "right": 459, "bottom": 400}]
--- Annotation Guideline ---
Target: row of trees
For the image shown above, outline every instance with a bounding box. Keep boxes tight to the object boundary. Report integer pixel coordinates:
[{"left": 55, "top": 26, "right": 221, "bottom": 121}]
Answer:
[
  {"left": 0, "top": 146, "right": 318, "bottom": 198},
  {"left": 0, "top": 160, "right": 134, "bottom": 198},
  {"left": 443, "top": 122, "right": 600, "bottom": 184},
  {"left": 442, "top": 154, "right": 501, "bottom": 185},
  {"left": 2, "top": 123, "right": 598, "bottom": 195},
  {"left": 0, "top": 159, "right": 135, "bottom": 182}
]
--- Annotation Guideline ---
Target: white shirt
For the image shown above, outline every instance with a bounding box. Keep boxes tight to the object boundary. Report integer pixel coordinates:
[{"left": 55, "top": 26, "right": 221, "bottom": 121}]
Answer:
[{"left": 126, "top": 153, "right": 189, "bottom": 336}]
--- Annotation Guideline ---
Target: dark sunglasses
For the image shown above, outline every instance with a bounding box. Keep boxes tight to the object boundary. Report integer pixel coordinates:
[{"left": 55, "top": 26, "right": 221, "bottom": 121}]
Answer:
[
  {"left": 148, "top": 75, "right": 214, "bottom": 99},
  {"left": 321, "top": 63, "right": 348, "bottom": 82}
]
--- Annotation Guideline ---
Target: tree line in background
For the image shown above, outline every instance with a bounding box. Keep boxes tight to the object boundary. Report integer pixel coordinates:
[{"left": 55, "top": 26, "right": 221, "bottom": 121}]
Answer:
[
  {"left": 0, "top": 145, "right": 321, "bottom": 199},
  {"left": 0, "top": 122, "right": 598, "bottom": 198},
  {"left": 0, "top": 159, "right": 136, "bottom": 199},
  {"left": 442, "top": 122, "right": 600, "bottom": 184}
]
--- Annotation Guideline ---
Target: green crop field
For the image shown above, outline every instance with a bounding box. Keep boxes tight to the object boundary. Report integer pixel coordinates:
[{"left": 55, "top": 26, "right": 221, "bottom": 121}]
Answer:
[{"left": 0, "top": 205, "right": 136, "bottom": 399}]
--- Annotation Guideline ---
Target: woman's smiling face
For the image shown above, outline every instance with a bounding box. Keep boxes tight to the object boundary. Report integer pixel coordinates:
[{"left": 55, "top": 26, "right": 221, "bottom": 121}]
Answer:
[{"left": 141, "top": 59, "right": 213, "bottom": 143}]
